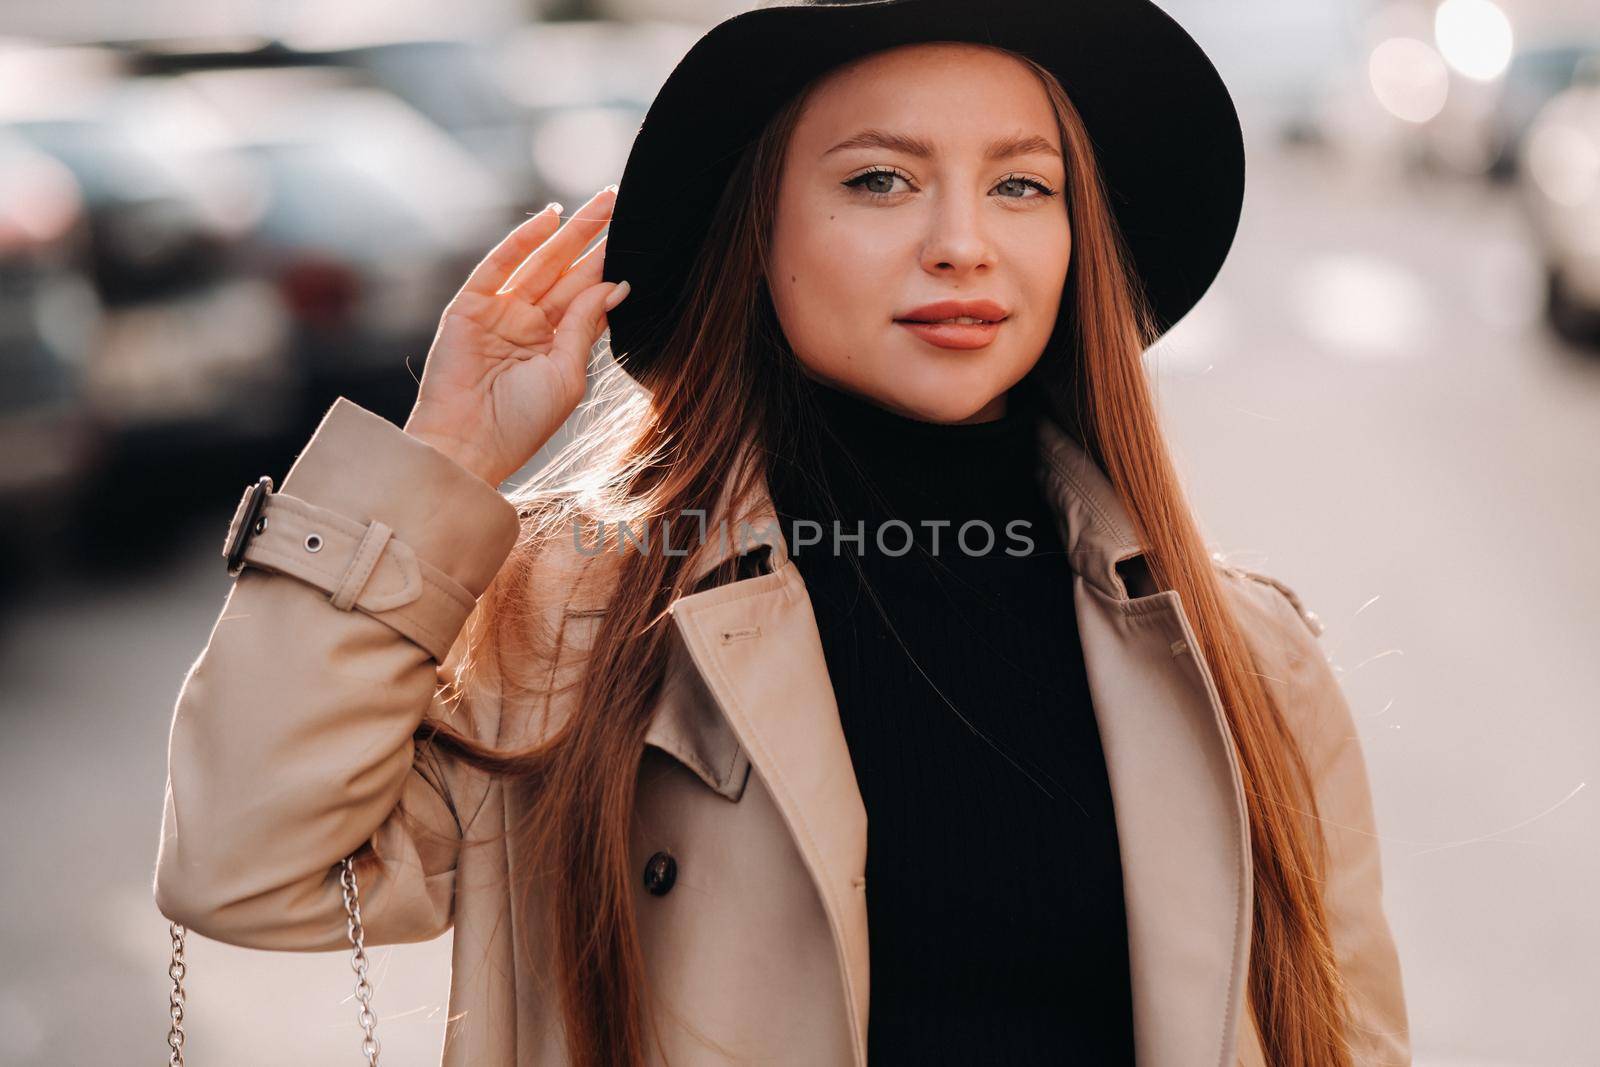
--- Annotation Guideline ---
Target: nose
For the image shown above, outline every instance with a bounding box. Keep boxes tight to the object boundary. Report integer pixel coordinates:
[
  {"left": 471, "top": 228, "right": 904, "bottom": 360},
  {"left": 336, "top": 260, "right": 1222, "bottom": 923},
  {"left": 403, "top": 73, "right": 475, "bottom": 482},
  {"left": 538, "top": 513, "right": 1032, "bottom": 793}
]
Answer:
[{"left": 919, "top": 189, "right": 995, "bottom": 278}]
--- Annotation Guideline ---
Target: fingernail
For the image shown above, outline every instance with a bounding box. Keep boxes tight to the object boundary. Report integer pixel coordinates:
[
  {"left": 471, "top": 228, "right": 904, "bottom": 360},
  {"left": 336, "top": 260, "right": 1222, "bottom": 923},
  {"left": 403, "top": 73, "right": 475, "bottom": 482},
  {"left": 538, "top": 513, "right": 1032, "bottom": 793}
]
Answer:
[
  {"left": 604, "top": 183, "right": 619, "bottom": 194},
  {"left": 545, "top": 201, "right": 563, "bottom": 216},
  {"left": 603, "top": 280, "right": 631, "bottom": 310}
]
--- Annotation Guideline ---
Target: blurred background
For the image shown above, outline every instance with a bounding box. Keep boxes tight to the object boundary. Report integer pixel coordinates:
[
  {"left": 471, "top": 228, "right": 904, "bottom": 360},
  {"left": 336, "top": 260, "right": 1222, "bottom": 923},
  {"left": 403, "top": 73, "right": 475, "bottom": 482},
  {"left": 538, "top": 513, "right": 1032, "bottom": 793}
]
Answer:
[{"left": 0, "top": 0, "right": 1596, "bottom": 1062}]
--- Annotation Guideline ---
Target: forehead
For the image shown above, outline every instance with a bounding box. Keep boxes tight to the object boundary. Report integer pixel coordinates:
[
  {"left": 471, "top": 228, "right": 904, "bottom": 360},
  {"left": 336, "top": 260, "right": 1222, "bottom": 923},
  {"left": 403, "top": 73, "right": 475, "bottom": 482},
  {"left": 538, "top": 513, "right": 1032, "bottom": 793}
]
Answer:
[{"left": 789, "top": 42, "right": 1058, "bottom": 152}]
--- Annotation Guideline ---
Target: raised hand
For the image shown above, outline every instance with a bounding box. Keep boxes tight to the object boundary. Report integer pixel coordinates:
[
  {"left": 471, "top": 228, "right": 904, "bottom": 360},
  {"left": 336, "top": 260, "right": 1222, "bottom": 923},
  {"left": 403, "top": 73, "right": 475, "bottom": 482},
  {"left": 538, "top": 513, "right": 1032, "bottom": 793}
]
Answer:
[{"left": 402, "top": 186, "right": 630, "bottom": 487}]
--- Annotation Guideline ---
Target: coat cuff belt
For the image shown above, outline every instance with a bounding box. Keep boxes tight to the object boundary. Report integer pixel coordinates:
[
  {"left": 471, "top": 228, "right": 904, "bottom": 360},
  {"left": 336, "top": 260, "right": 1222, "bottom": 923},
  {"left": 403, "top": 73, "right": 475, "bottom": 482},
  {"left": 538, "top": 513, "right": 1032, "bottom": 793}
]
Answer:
[{"left": 223, "top": 483, "right": 476, "bottom": 662}]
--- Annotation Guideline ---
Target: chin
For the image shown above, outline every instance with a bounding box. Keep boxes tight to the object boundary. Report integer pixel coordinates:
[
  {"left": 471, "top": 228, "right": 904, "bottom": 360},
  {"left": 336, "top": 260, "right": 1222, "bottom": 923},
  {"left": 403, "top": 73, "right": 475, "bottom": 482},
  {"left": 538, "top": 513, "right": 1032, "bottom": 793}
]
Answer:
[{"left": 856, "top": 364, "right": 1015, "bottom": 425}]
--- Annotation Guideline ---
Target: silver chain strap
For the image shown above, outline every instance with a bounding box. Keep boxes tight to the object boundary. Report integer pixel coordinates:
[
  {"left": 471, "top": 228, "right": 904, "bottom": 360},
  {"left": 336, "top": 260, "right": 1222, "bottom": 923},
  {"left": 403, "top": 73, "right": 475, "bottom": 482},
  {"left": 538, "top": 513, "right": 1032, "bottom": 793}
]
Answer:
[
  {"left": 167, "top": 922, "right": 187, "bottom": 1065},
  {"left": 340, "top": 856, "right": 382, "bottom": 1065},
  {"left": 163, "top": 856, "right": 380, "bottom": 1064}
]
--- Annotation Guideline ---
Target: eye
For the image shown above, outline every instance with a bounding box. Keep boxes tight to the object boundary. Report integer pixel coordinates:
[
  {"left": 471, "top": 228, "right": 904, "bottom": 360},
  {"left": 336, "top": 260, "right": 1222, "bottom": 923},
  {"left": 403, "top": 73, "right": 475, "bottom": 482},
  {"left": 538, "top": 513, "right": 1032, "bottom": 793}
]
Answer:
[
  {"left": 993, "top": 174, "right": 1058, "bottom": 200},
  {"left": 841, "top": 166, "right": 914, "bottom": 197}
]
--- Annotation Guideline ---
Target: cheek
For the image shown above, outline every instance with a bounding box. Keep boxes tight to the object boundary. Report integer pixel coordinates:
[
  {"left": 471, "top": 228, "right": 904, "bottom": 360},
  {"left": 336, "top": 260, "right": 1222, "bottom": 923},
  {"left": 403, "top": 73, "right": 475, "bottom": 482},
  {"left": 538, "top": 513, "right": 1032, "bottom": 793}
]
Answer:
[
  {"left": 1020, "top": 223, "right": 1071, "bottom": 314},
  {"left": 770, "top": 206, "right": 894, "bottom": 337}
]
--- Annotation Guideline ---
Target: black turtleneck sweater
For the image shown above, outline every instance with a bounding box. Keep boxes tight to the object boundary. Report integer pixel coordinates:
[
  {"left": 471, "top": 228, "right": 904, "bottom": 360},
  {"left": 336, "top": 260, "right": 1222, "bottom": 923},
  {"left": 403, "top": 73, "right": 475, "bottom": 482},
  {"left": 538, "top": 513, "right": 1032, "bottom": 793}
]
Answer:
[{"left": 764, "top": 375, "right": 1135, "bottom": 1065}]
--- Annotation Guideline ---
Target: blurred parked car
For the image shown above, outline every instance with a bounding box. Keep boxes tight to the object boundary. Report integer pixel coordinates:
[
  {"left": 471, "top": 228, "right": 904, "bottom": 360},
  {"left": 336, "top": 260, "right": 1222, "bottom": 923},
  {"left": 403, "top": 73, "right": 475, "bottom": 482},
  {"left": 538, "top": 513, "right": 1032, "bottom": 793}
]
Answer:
[
  {"left": 2, "top": 50, "right": 298, "bottom": 473},
  {"left": 0, "top": 129, "right": 100, "bottom": 580},
  {"left": 1518, "top": 54, "right": 1600, "bottom": 346},
  {"left": 126, "top": 35, "right": 553, "bottom": 215},
  {"left": 169, "top": 64, "right": 519, "bottom": 426},
  {"left": 321, "top": 38, "right": 551, "bottom": 214},
  {"left": 124, "top": 21, "right": 700, "bottom": 215}
]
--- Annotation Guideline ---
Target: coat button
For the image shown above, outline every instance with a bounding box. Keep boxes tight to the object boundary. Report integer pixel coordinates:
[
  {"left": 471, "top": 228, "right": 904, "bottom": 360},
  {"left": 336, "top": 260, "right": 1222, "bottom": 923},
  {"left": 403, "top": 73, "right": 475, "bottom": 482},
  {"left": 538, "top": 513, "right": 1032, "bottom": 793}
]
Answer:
[{"left": 642, "top": 851, "right": 677, "bottom": 896}]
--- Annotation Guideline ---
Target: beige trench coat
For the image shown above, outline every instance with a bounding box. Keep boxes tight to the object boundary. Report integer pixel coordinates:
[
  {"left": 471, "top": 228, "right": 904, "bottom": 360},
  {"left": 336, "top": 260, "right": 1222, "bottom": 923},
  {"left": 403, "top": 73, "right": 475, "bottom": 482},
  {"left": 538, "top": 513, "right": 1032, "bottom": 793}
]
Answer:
[{"left": 154, "top": 396, "right": 1411, "bottom": 1065}]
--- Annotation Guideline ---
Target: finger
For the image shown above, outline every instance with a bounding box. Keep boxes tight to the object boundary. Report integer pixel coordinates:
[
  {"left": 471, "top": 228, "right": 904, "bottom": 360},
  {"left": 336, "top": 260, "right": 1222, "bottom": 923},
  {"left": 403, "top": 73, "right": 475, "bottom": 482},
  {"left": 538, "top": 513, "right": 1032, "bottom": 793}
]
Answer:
[
  {"left": 539, "top": 234, "right": 608, "bottom": 328},
  {"left": 503, "top": 188, "right": 614, "bottom": 300},
  {"left": 546, "top": 280, "right": 625, "bottom": 383},
  {"left": 461, "top": 203, "right": 564, "bottom": 297},
  {"left": 503, "top": 186, "right": 616, "bottom": 302}
]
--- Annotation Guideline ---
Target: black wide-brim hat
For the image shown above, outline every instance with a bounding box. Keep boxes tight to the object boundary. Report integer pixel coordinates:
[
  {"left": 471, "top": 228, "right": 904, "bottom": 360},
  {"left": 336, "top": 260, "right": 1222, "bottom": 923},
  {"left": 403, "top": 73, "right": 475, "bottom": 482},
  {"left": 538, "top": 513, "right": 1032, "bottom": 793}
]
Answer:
[{"left": 601, "top": 0, "right": 1244, "bottom": 382}]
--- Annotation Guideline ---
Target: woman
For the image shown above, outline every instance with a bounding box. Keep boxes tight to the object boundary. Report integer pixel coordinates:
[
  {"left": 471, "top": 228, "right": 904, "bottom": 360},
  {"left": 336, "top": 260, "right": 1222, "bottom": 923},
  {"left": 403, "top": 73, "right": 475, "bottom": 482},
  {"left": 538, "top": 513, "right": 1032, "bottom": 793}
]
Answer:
[{"left": 154, "top": 1, "right": 1410, "bottom": 1065}]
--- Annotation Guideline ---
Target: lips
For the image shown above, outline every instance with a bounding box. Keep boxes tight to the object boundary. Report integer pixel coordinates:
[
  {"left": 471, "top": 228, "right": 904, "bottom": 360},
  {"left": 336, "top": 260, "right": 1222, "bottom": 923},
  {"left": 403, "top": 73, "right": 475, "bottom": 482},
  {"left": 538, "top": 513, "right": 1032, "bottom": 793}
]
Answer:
[
  {"left": 893, "top": 299, "right": 1010, "bottom": 350},
  {"left": 894, "top": 298, "right": 1010, "bottom": 325}
]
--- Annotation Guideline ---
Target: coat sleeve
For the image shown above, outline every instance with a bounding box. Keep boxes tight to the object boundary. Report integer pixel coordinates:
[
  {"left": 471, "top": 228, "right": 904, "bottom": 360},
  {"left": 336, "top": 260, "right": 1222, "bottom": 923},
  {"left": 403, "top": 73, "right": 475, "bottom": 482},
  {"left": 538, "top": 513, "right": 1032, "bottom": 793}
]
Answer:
[
  {"left": 153, "top": 397, "right": 521, "bottom": 952},
  {"left": 1230, "top": 567, "right": 1413, "bottom": 1065}
]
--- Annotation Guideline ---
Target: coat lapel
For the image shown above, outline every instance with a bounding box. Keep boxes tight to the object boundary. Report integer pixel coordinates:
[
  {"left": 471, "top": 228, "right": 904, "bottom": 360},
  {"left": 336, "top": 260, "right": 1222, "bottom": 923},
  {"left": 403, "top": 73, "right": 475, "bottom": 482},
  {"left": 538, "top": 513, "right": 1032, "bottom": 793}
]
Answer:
[
  {"left": 645, "top": 410, "right": 1253, "bottom": 1067},
  {"left": 1036, "top": 418, "right": 1254, "bottom": 1067},
  {"left": 668, "top": 559, "right": 871, "bottom": 1066}
]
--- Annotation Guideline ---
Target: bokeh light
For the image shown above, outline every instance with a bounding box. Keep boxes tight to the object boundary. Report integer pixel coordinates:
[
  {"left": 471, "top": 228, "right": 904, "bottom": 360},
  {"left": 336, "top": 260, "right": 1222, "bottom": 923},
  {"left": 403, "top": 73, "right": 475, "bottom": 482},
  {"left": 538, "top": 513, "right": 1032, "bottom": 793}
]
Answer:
[
  {"left": 1434, "top": 0, "right": 1515, "bottom": 82},
  {"left": 1368, "top": 36, "right": 1451, "bottom": 123}
]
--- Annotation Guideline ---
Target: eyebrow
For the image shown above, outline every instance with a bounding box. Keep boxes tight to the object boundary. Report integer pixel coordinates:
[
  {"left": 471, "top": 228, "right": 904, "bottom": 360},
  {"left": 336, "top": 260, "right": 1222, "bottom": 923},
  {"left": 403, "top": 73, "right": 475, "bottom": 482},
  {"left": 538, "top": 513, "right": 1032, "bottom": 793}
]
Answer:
[{"left": 821, "top": 128, "right": 1062, "bottom": 162}]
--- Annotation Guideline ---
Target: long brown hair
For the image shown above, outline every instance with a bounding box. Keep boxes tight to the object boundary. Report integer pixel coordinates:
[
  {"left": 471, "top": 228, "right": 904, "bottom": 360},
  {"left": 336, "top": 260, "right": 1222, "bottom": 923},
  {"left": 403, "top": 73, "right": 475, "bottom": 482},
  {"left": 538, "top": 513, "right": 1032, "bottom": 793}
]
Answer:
[{"left": 397, "top": 43, "right": 1354, "bottom": 1067}]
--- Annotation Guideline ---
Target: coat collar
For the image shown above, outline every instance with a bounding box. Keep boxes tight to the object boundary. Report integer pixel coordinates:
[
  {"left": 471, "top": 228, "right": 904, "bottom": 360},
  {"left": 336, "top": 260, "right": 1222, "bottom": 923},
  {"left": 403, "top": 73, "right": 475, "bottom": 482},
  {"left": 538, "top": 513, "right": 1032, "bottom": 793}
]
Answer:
[
  {"left": 640, "top": 403, "right": 1252, "bottom": 1067},
  {"left": 640, "top": 402, "right": 1149, "bottom": 804}
]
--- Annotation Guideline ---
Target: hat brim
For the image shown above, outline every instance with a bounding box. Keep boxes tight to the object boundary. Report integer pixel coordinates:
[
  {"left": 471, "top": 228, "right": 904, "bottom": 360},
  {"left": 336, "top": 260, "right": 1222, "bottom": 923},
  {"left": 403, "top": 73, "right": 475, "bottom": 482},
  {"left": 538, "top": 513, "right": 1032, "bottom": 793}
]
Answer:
[{"left": 602, "top": 0, "right": 1244, "bottom": 381}]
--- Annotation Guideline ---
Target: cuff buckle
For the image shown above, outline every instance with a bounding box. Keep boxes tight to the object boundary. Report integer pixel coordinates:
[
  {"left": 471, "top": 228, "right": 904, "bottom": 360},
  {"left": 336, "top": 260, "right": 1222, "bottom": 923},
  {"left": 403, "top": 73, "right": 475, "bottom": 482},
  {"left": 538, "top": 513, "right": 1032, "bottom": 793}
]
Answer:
[{"left": 223, "top": 475, "right": 275, "bottom": 577}]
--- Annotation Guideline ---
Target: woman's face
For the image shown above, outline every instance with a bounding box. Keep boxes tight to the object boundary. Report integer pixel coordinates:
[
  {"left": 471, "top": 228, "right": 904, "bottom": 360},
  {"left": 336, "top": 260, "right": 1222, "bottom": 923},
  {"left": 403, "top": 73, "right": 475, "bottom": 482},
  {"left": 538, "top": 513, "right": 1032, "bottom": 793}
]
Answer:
[{"left": 768, "top": 42, "right": 1071, "bottom": 424}]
